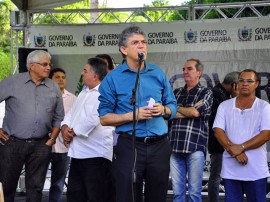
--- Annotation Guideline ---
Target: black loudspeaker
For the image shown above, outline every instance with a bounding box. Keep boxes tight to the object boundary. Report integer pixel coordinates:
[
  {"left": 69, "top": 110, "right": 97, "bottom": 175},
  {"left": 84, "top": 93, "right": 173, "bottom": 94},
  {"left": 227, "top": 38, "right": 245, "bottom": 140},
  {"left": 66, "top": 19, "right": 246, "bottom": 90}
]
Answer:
[{"left": 18, "top": 48, "right": 48, "bottom": 73}]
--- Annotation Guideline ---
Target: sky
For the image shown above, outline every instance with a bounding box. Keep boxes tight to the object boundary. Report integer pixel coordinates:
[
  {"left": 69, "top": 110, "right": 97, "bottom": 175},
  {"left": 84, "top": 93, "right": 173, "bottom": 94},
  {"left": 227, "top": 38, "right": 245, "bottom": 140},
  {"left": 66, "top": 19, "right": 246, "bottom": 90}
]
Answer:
[{"left": 104, "top": 0, "right": 187, "bottom": 8}]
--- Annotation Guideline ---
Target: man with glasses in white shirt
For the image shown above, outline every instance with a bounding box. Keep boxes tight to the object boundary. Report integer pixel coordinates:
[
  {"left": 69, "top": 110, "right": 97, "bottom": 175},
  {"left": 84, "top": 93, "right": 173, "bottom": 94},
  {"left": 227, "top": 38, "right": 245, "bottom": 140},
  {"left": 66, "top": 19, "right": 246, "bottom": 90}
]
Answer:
[{"left": 213, "top": 69, "right": 270, "bottom": 202}]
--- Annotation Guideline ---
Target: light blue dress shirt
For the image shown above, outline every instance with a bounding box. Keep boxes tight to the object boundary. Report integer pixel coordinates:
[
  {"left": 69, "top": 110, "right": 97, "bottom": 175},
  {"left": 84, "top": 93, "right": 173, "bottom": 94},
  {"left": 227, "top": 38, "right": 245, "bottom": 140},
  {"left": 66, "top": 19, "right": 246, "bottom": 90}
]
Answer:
[{"left": 98, "top": 61, "right": 177, "bottom": 137}]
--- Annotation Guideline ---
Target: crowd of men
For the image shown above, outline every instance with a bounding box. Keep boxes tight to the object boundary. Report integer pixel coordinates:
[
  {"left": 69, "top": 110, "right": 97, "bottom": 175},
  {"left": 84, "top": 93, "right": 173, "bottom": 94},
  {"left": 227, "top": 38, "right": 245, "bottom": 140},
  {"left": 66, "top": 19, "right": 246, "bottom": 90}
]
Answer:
[{"left": 0, "top": 25, "right": 270, "bottom": 202}]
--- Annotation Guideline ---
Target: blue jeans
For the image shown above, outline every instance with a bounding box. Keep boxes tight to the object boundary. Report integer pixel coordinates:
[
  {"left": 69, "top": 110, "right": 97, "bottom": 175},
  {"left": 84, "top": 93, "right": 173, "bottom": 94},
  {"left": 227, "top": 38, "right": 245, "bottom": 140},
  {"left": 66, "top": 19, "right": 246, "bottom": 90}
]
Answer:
[
  {"left": 208, "top": 153, "right": 222, "bottom": 202},
  {"left": 170, "top": 151, "right": 205, "bottom": 202},
  {"left": 224, "top": 178, "right": 267, "bottom": 202},
  {"left": 49, "top": 152, "right": 70, "bottom": 202}
]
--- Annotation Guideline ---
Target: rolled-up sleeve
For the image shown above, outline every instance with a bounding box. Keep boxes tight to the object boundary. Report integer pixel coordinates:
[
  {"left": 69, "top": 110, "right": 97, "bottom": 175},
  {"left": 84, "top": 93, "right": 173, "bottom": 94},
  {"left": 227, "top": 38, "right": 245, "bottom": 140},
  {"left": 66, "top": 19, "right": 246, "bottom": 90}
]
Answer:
[
  {"left": 162, "top": 78, "right": 177, "bottom": 120},
  {"left": 98, "top": 77, "right": 116, "bottom": 117},
  {"left": 195, "top": 88, "right": 213, "bottom": 117}
]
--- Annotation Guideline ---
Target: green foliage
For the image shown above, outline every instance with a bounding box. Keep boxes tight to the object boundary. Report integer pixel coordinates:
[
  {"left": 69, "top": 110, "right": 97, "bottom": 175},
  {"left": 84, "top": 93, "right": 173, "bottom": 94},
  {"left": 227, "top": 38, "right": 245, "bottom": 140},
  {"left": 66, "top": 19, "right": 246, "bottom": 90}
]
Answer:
[
  {"left": 75, "top": 75, "right": 84, "bottom": 96},
  {"left": 29, "top": 0, "right": 89, "bottom": 24},
  {"left": 33, "top": 1, "right": 92, "bottom": 24},
  {"left": 0, "top": 0, "right": 16, "bottom": 53},
  {"left": 135, "top": 0, "right": 172, "bottom": 22},
  {"left": 0, "top": 52, "right": 11, "bottom": 80},
  {"left": 0, "top": 0, "right": 16, "bottom": 80},
  {"left": 167, "top": 0, "right": 270, "bottom": 20},
  {"left": 193, "top": 0, "right": 270, "bottom": 19},
  {"left": 201, "top": 0, "right": 263, "bottom": 3}
]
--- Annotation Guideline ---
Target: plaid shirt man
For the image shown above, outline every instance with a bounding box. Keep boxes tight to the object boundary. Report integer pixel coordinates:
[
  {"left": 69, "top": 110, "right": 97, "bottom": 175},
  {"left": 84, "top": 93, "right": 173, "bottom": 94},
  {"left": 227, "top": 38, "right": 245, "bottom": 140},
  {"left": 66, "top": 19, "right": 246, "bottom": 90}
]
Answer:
[{"left": 169, "top": 83, "right": 213, "bottom": 154}]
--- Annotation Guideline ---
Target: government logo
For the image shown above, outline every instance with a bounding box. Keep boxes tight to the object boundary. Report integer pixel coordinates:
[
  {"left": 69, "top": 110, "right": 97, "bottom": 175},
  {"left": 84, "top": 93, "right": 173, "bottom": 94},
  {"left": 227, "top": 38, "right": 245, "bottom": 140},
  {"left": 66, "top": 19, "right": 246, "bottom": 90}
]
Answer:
[
  {"left": 34, "top": 35, "right": 46, "bottom": 47},
  {"left": 238, "top": 27, "right": 252, "bottom": 41},
  {"left": 184, "top": 29, "right": 197, "bottom": 43},
  {"left": 83, "top": 34, "right": 95, "bottom": 46}
]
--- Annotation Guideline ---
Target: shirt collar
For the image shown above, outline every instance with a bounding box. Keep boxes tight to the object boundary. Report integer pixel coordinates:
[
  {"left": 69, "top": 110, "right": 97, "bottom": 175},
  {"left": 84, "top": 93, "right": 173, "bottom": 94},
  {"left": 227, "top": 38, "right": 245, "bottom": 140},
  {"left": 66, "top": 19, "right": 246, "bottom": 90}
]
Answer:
[
  {"left": 84, "top": 84, "right": 100, "bottom": 92},
  {"left": 62, "top": 89, "right": 73, "bottom": 97},
  {"left": 23, "top": 72, "right": 32, "bottom": 83},
  {"left": 120, "top": 61, "right": 154, "bottom": 73},
  {"left": 23, "top": 72, "right": 49, "bottom": 86},
  {"left": 184, "top": 82, "right": 202, "bottom": 92}
]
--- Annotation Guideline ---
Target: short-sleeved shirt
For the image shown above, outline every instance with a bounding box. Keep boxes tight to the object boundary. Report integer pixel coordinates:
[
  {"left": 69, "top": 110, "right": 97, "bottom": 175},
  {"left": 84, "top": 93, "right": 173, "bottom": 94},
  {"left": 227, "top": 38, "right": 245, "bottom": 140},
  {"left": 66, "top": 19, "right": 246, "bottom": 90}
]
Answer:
[
  {"left": 169, "top": 83, "right": 213, "bottom": 154},
  {"left": 0, "top": 72, "right": 64, "bottom": 139},
  {"left": 213, "top": 97, "right": 270, "bottom": 180},
  {"left": 98, "top": 61, "right": 177, "bottom": 137}
]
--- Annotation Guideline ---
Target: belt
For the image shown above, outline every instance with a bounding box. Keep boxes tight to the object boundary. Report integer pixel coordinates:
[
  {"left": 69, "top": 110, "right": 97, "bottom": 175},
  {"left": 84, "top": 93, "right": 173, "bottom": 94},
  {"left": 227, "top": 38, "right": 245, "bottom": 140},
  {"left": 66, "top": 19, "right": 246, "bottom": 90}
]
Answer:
[
  {"left": 119, "top": 133, "right": 168, "bottom": 144},
  {"left": 9, "top": 135, "right": 48, "bottom": 143}
]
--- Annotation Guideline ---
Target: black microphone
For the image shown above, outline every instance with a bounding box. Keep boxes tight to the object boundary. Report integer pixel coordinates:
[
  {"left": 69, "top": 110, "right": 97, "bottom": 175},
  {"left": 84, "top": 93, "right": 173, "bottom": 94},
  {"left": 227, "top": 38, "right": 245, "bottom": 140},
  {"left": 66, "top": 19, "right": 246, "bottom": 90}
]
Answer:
[{"left": 138, "top": 52, "right": 144, "bottom": 60}]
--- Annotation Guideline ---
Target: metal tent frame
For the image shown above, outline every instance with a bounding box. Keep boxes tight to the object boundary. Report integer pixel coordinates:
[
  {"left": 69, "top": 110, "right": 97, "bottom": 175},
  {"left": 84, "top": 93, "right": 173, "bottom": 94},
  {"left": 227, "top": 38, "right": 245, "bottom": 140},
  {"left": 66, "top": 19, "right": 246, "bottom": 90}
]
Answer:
[{"left": 10, "top": 0, "right": 270, "bottom": 73}]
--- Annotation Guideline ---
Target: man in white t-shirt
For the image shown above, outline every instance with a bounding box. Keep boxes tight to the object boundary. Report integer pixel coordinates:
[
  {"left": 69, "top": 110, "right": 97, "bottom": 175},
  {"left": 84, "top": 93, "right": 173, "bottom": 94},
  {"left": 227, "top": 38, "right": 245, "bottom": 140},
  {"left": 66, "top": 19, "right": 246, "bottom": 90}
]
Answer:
[{"left": 213, "top": 69, "right": 270, "bottom": 202}]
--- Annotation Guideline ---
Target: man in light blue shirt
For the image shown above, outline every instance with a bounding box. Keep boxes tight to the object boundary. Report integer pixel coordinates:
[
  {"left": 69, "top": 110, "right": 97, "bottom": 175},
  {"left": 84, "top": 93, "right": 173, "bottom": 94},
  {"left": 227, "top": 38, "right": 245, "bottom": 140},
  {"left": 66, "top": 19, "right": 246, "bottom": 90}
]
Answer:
[{"left": 98, "top": 25, "right": 177, "bottom": 202}]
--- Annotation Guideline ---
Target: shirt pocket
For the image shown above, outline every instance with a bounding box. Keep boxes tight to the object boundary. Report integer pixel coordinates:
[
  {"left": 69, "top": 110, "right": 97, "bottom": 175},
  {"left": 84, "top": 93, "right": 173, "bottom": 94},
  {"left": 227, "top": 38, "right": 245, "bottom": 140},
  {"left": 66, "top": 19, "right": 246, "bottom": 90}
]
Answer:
[
  {"left": 83, "top": 104, "right": 95, "bottom": 119},
  {"left": 39, "top": 91, "right": 58, "bottom": 113}
]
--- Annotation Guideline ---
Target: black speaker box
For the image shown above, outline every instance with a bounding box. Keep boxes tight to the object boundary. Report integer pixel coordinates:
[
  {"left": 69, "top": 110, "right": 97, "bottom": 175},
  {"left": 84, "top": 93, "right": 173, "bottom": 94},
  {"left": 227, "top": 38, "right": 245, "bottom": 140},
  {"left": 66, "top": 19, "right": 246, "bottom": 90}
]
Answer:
[{"left": 18, "top": 48, "right": 48, "bottom": 73}]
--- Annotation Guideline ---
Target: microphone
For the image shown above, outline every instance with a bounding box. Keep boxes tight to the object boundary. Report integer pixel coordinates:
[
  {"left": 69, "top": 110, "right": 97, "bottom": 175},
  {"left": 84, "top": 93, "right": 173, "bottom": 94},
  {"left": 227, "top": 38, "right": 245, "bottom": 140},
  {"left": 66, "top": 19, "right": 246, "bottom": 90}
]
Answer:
[{"left": 138, "top": 52, "right": 144, "bottom": 60}]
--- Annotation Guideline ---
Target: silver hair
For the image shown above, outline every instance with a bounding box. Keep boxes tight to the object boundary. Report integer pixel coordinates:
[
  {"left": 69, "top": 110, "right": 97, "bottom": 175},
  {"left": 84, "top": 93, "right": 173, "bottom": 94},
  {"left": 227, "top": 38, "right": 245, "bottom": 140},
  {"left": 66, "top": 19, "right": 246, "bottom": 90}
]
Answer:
[
  {"left": 223, "top": 71, "right": 240, "bottom": 84},
  {"left": 26, "top": 50, "right": 51, "bottom": 70}
]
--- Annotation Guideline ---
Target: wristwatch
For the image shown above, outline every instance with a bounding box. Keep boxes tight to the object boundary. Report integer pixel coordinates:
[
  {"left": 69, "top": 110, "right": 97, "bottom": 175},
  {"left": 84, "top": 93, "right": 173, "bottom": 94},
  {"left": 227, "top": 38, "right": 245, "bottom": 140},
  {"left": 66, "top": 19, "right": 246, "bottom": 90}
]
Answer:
[
  {"left": 241, "top": 144, "right": 246, "bottom": 151},
  {"left": 49, "top": 137, "right": 56, "bottom": 144},
  {"left": 162, "top": 105, "right": 166, "bottom": 117}
]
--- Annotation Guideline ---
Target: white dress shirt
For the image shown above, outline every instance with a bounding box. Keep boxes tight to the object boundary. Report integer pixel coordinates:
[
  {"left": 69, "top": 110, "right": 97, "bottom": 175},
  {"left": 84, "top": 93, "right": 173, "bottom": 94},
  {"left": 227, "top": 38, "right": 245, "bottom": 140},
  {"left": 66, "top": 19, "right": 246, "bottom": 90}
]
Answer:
[
  {"left": 61, "top": 85, "right": 114, "bottom": 161},
  {"left": 53, "top": 89, "right": 77, "bottom": 153}
]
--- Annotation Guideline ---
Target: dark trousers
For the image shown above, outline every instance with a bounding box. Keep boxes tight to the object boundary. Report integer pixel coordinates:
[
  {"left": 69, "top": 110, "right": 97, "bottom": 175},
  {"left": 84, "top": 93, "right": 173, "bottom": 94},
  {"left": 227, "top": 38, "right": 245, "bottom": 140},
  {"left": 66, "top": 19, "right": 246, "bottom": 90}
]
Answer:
[
  {"left": 67, "top": 157, "right": 114, "bottom": 202},
  {"left": 49, "top": 152, "right": 70, "bottom": 202},
  {"left": 224, "top": 178, "right": 267, "bottom": 202},
  {"left": 208, "top": 153, "right": 223, "bottom": 202},
  {"left": 113, "top": 135, "right": 171, "bottom": 202},
  {"left": 0, "top": 137, "right": 51, "bottom": 202}
]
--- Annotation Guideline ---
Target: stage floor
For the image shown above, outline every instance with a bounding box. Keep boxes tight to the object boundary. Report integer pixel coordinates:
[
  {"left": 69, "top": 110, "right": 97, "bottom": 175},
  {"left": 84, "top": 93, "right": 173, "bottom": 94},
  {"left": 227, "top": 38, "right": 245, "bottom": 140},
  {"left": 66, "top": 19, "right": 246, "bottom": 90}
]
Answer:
[{"left": 15, "top": 191, "right": 270, "bottom": 202}]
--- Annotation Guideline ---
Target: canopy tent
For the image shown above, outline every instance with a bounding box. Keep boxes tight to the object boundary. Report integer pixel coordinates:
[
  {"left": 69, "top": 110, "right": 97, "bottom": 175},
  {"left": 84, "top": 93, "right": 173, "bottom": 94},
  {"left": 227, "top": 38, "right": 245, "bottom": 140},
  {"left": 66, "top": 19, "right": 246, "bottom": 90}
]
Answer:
[{"left": 11, "top": 0, "right": 82, "bottom": 10}]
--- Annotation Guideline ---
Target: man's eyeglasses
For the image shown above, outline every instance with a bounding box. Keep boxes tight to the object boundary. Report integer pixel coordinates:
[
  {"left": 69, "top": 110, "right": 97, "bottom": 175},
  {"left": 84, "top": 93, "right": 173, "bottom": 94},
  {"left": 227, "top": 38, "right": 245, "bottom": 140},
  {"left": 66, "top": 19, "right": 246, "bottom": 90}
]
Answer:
[
  {"left": 33, "top": 62, "right": 53, "bottom": 67},
  {"left": 238, "top": 79, "right": 257, "bottom": 83},
  {"left": 129, "top": 40, "right": 147, "bottom": 47}
]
